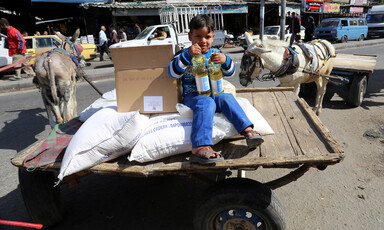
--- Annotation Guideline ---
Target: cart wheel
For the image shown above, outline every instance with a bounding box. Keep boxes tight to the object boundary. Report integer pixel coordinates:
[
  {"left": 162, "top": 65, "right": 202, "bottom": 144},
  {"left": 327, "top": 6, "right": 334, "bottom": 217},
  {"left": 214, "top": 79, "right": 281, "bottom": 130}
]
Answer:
[
  {"left": 193, "top": 178, "right": 286, "bottom": 230},
  {"left": 348, "top": 74, "right": 367, "bottom": 107},
  {"left": 341, "top": 36, "right": 348, "bottom": 43},
  {"left": 19, "top": 168, "right": 65, "bottom": 228}
]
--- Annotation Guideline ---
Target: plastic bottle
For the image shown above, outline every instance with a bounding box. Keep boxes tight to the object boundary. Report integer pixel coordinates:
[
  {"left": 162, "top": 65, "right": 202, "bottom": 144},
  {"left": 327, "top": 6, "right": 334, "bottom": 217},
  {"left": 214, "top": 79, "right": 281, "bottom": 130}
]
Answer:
[
  {"left": 208, "top": 59, "right": 224, "bottom": 96},
  {"left": 192, "top": 55, "right": 211, "bottom": 96}
]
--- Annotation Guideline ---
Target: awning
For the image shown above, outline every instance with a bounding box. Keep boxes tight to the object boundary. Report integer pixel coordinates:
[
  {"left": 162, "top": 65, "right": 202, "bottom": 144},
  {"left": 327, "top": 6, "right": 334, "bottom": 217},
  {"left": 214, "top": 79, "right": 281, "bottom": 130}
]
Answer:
[
  {"left": 36, "top": 17, "right": 74, "bottom": 25},
  {"left": 81, "top": 1, "right": 248, "bottom": 16},
  {"left": 31, "top": 0, "right": 108, "bottom": 3}
]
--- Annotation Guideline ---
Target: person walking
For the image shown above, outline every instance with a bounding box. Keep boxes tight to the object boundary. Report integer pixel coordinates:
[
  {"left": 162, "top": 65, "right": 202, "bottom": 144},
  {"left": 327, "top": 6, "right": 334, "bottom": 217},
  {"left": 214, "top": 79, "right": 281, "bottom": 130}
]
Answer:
[
  {"left": 287, "top": 12, "right": 301, "bottom": 47},
  {"left": 98, "top": 25, "right": 110, "bottom": 61},
  {"left": 0, "top": 18, "right": 35, "bottom": 80},
  {"left": 133, "top": 23, "right": 141, "bottom": 38},
  {"left": 110, "top": 28, "right": 118, "bottom": 44},
  {"left": 119, "top": 27, "right": 127, "bottom": 42},
  {"left": 304, "top": 16, "right": 315, "bottom": 42}
]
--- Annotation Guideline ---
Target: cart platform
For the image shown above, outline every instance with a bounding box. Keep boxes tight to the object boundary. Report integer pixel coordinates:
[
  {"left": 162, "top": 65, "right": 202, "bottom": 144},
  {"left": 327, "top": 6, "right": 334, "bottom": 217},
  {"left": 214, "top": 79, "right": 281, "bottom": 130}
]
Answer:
[
  {"left": 11, "top": 88, "right": 345, "bottom": 177},
  {"left": 333, "top": 53, "right": 377, "bottom": 73}
]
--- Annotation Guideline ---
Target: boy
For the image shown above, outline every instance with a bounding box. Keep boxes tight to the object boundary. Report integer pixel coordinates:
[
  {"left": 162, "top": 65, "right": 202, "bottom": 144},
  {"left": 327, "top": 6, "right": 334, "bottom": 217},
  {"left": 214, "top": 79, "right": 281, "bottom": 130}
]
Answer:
[{"left": 168, "top": 14, "right": 264, "bottom": 164}]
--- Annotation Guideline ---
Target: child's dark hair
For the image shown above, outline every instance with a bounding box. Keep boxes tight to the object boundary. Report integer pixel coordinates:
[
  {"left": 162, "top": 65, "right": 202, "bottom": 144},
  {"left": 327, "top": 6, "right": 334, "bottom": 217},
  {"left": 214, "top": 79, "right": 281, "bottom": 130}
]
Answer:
[{"left": 189, "top": 14, "right": 215, "bottom": 33}]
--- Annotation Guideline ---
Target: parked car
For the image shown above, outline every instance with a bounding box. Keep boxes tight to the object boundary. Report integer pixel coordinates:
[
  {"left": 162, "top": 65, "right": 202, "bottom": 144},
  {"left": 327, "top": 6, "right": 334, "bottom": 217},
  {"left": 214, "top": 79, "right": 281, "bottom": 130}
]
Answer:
[
  {"left": 315, "top": 18, "right": 368, "bottom": 43},
  {"left": 24, "top": 35, "right": 97, "bottom": 64},
  {"left": 0, "top": 33, "right": 12, "bottom": 68},
  {"left": 240, "top": 25, "right": 306, "bottom": 49},
  {"left": 366, "top": 5, "right": 384, "bottom": 38}
]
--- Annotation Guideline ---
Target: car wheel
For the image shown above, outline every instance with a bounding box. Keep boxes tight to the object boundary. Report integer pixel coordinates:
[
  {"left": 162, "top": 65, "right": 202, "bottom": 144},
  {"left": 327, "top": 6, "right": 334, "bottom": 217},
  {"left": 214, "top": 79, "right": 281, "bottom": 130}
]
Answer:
[
  {"left": 358, "top": 34, "right": 364, "bottom": 41},
  {"left": 341, "top": 35, "right": 348, "bottom": 43}
]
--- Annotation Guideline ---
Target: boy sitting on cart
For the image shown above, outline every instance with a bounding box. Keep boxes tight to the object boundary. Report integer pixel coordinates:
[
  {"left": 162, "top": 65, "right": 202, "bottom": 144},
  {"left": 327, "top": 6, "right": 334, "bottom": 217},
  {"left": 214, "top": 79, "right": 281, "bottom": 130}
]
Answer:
[{"left": 168, "top": 14, "right": 264, "bottom": 164}]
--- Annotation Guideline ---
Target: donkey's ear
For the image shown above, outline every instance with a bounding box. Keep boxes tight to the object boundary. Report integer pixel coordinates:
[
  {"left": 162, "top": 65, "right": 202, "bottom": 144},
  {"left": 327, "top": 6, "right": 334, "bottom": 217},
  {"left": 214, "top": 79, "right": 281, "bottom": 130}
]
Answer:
[
  {"left": 71, "top": 28, "right": 80, "bottom": 42},
  {"left": 55, "top": 31, "right": 67, "bottom": 41}
]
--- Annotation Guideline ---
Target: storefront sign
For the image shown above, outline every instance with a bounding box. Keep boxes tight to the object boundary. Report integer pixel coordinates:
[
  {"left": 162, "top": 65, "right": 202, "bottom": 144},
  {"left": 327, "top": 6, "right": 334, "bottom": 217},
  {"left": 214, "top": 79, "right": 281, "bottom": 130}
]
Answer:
[
  {"left": 304, "top": 0, "right": 324, "bottom": 12},
  {"left": 323, "top": 3, "right": 340, "bottom": 13},
  {"left": 350, "top": 0, "right": 364, "bottom": 6},
  {"left": 350, "top": 7, "right": 364, "bottom": 13}
]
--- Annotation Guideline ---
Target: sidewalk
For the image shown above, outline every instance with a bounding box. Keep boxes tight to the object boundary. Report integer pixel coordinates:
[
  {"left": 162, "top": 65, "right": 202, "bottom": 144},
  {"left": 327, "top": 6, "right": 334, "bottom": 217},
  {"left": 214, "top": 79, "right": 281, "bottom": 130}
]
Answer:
[{"left": 1, "top": 38, "right": 383, "bottom": 94}]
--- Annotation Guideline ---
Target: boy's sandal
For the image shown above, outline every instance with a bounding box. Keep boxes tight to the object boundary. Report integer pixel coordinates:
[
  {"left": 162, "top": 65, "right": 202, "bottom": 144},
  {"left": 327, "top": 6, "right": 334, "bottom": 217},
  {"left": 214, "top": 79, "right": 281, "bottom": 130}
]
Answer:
[
  {"left": 243, "top": 130, "right": 264, "bottom": 148},
  {"left": 190, "top": 146, "right": 224, "bottom": 165}
]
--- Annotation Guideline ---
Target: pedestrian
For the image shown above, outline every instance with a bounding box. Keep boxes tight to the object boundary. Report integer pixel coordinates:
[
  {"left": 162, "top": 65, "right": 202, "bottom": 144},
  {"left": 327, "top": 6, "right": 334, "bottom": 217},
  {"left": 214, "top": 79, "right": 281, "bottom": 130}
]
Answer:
[
  {"left": 22, "top": 31, "right": 28, "bottom": 37},
  {"left": 304, "top": 16, "right": 315, "bottom": 42},
  {"left": 110, "top": 28, "right": 118, "bottom": 44},
  {"left": 119, "top": 27, "right": 127, "bottom": 42},
  {"left": 287, "top": 12, "right": 301, "bottom": 47},
  {"left": 133, "top": 23, "right": 141, "bottom": 38},
  {"left": 98, "top": 25, "right": 110, "bottom": 61},
  {"left": 0, "top": 18, "right": 35, "bottom": 80},
  {"left": 168, "top": 14, "right": 264, "bottom": 164},
  {"left": 43, "top": 31, "right": 48, "bottom": 35},
  {"left": 35, "top": 31, "right": 40, "bottom": 36}
]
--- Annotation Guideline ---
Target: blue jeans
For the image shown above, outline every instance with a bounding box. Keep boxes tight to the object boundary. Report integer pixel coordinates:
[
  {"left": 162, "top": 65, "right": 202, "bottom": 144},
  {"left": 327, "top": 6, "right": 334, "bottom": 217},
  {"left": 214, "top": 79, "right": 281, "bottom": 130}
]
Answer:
[{"left": 183, "top": 93, "right": 253, "bottom": 148}]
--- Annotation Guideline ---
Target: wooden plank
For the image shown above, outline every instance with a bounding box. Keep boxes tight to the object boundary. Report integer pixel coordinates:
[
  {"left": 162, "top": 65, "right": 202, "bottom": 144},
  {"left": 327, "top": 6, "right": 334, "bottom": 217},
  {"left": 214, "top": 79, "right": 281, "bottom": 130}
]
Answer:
[
  {"left": 236, "top": 87, "right": 294, "bottom": 93},
  {"left": 333, "top": 53, "right": 377, "bottom": 73},
  {"left": 297, "top": 98, "right": 344, "bottom": 154},
  {"left": 253, "top": 91, "right": 297, "bottom": 158},
  {"left": 275, "top": 91, "right": 330, "bottom": 156}
]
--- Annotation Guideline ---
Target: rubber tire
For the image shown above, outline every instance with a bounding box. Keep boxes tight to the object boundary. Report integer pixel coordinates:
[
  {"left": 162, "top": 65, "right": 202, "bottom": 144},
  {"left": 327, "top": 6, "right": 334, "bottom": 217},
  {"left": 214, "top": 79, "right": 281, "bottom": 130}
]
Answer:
[
  {"left": 341, "top": 35, "right": 348, "bottom": 43},
  {"left": 19, "top": 169, "right": 65, "bottom": 228},
  {"left": 193, "top": 178, "right": 286, "bottom": 230},
  {"left": 358, "top": 34, "right": 364, "bottom": 41},
  {"left": 348, "top": 74, "right": 367, "bottom": 107}
]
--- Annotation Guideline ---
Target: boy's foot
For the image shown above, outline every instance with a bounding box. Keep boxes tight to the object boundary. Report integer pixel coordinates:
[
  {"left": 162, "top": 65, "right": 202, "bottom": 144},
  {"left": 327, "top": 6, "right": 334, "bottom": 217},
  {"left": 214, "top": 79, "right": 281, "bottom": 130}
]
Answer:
[
  {"left": 190, "top": 146, "right": 224, "bottom": 164},
  {"left": 242, "top": 127, "right": 264, "bottom": 148}
]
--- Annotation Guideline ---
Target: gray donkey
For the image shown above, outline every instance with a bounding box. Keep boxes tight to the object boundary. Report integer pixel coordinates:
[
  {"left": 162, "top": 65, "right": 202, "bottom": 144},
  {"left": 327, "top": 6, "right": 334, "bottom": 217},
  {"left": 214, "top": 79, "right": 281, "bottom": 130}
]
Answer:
[{"left": 34, "top": 29, "right": 84, "bottom": 126}]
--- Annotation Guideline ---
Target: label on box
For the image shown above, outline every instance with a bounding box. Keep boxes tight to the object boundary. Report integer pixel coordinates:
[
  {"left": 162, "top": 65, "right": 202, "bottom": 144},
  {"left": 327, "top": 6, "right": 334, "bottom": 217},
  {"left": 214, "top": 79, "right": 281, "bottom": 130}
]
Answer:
[{"left": 143, "top": 96, "right": 163, "bottom": 112}]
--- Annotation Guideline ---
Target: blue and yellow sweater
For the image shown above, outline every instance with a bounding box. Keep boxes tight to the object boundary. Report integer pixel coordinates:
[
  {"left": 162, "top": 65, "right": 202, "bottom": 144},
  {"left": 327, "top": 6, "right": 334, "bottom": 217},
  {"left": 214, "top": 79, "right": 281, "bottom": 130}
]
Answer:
[{"left": 168, "top": 47, "right": 235, "bottom": 96}]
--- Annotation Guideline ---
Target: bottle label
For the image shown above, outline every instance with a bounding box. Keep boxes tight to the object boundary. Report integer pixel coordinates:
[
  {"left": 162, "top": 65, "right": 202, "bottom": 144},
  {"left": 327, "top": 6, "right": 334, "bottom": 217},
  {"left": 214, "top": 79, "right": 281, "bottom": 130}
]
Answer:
[
  {"left": 195, "top": 75, "right": 210, "bottom": 93},
  {"left": 211, "top": 78, "right": 224, "bottom": 95}
]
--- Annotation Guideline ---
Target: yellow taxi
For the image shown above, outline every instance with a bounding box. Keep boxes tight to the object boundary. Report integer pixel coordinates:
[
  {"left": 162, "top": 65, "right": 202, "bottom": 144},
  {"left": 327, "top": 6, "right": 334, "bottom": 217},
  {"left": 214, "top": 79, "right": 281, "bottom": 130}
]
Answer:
[{"left": 24, "top": 35, "right": 97, "bottom": 64}]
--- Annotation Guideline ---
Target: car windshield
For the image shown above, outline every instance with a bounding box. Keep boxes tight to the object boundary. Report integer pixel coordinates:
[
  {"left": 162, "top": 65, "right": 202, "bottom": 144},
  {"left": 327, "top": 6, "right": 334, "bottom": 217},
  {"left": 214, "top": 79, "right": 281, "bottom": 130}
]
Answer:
[
  {"left": 366, "top": 14, "right": 384, "bottom": 23},
  {"left": 135, "top": 26, "right": 155, "bottom": 40},
  {"left": 319, "top": 20, "right": 340, "bottom": 28},
  {"left": 264, "top": 27, "right": 279, "bottom": 35}
]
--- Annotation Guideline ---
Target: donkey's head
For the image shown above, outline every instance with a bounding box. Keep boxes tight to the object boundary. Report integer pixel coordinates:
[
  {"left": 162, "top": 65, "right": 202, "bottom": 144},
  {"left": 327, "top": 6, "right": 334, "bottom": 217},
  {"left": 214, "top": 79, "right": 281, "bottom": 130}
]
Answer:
[
  {"left": 239, "top": 32, "right": 264, "bottom": 86},
  {"left": 55, "top": 28, "right": 86, "bottom": 67}
]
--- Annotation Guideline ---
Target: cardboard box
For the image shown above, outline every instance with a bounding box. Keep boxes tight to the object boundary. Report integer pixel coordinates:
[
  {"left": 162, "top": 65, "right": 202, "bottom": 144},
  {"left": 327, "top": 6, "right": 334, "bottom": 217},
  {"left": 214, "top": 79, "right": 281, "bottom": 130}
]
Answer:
[{"left": 111, "top": 45, "right": 180, "bottom": 113}]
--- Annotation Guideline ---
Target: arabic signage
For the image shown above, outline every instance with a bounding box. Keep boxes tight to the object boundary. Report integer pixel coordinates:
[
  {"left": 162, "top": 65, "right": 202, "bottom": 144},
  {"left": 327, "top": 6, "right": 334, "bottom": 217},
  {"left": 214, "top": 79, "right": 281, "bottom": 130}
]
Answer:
[
  {"left": 350, "top": 7, "right": 364, "bottom": 13},
  {"left": 323, "top": 3, "right": 340, "bottom": 13},
  {"left": 304, "top": 0, "right": 324, "bottom": 13},
  {"left": 350, "top": 0, "right": 364, "bottom": 6}
]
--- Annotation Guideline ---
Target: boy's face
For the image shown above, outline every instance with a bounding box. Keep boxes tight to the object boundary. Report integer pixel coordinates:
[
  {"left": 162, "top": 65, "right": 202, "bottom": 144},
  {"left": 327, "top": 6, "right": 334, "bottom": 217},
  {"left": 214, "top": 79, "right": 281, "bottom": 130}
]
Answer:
[{"left": 188, "top": 26, "right": 215, "bottom": 54}]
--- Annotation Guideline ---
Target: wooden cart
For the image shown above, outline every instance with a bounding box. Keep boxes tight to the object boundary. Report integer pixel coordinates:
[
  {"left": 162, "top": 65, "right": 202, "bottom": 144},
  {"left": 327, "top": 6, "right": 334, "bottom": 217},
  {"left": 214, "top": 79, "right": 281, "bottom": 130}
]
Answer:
[
  {"left": 301, "top": 53, "right": 377, "bottom": 106},
  {"left": 11, "top": 88, "right": 345, "bottom": 230}
]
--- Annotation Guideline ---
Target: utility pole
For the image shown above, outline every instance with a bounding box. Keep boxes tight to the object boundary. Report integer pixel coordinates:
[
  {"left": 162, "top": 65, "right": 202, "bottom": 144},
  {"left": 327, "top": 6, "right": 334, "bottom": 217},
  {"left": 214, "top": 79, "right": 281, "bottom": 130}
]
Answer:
[
  {"left": 260, "top": 0, "right": 265, "bottom": 42},
  {"left": 280, "top": 0, "right": 286, "bottom": 41}
]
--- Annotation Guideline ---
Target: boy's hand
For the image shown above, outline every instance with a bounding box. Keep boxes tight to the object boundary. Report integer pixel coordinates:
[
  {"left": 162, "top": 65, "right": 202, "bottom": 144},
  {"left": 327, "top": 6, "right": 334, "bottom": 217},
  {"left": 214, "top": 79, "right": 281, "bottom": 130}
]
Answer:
[
  {"left": 188, "top": 43, "right": 201, "bottom": 58},
  {"left": 210, "top": 52, "right": 226, "bottom": 64}
]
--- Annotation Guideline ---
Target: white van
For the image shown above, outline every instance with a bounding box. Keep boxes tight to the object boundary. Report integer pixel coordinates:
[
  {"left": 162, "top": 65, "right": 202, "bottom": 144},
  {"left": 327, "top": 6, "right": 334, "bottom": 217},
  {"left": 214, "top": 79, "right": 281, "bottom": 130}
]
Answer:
[{"left": 0, "top": 33, "right": 12, "bottom": 68}]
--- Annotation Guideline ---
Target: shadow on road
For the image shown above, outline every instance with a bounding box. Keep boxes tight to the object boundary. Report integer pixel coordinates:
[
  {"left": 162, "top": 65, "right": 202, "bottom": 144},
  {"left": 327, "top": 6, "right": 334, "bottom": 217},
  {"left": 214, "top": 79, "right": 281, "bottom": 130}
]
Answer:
[{"left": 0, "top": 108, "right": 48, "bottom": 152}]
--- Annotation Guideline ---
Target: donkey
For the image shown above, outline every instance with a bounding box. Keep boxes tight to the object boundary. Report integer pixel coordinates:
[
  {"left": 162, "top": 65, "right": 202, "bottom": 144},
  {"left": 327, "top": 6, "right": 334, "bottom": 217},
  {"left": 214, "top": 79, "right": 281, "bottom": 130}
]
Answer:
[
  {"left": 34, "top": 28, "right": 84, "bottom": 125},
  {"left": 243, "top": 33, "right": 336, "bottom": 115}
]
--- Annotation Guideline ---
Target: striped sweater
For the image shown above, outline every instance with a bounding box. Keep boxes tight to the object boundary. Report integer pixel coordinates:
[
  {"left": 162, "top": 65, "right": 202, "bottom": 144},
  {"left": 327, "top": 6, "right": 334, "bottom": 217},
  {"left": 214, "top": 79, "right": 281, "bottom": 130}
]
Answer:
[{"left": 168, "top": 47, "right": 235, "bottom": 96}]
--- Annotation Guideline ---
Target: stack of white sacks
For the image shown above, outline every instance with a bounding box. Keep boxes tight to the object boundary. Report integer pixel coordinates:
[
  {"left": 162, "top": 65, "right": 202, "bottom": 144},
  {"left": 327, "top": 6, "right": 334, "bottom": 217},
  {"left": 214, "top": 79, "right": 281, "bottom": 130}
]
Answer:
[{"left": 58, "top": 85, "right": 274, "bottom": 181}]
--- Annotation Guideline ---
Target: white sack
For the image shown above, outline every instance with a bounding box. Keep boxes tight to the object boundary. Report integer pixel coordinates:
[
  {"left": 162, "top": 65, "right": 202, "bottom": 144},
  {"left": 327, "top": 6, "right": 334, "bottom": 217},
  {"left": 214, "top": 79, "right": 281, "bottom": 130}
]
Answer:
[
  {"left": 58, "top": 108, "right": 149, "bottom": 180},
  {"left": 79, "top": 89, "right": 117, "bottom": 122},
  {"left": 129, "top": 114, "right": 226, "bottom": 163}
]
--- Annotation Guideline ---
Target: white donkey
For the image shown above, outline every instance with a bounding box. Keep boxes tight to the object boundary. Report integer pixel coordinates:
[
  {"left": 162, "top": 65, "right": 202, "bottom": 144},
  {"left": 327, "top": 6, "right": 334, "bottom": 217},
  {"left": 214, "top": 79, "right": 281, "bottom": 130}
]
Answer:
[{"left": 244, "top": 33, "right": 336, "bottom": 115}]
